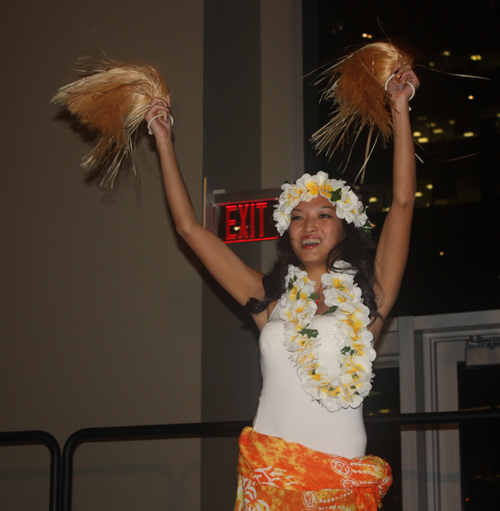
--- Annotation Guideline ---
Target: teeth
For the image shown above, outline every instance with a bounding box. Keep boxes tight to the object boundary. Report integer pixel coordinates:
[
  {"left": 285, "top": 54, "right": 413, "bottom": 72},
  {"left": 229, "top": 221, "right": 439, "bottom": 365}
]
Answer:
[{"left": 302, "top": 239, "right": 320, "bottom": 246}]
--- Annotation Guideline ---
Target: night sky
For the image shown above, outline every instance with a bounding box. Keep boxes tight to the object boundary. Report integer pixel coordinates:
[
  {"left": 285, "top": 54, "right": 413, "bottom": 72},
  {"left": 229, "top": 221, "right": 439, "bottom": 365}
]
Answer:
[{"left": 303, "top": 0, "right": 500, "bottom": 317}]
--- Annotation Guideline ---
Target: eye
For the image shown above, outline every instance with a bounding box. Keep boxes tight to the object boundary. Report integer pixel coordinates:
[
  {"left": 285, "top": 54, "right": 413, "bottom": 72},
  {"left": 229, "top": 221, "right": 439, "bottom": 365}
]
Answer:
[
  {"left": 291, "top": 215, "right": 302, "bottom": 221},
  {"left": 319, "top": 213, "right": 332, "bottom": 218}
]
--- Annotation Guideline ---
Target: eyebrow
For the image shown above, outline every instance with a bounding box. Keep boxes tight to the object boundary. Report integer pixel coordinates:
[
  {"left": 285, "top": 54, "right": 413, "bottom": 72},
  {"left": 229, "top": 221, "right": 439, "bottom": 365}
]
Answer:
[{"left": 292, "top": 205, "right": 336, "bottom": 212}]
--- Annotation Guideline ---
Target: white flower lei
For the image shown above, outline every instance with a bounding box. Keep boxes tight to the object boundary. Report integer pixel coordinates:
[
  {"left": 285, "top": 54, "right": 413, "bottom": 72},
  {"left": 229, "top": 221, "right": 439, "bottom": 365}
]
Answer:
[
  {"left": 280, "top": 262, "right": 376, "bottom": 412},
  {"left": 273, "top": 171, "right": 371, "bottom": 236}
]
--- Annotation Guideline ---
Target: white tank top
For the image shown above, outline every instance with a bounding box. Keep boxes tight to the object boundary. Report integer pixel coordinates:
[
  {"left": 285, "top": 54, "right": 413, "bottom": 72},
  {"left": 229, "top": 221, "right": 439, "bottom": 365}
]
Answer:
[{"left": 253, "top": 302, "right": 367, "bottom": 459}]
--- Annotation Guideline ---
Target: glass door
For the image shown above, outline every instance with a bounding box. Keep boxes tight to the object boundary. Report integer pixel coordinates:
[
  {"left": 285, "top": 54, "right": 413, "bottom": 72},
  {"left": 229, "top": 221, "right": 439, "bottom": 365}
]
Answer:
[
  {"left": 458, "top": 350, "right": 500, "bottom": 510},
  {"left": 422, "top": 331, "right": 500, "bottom": 511}
]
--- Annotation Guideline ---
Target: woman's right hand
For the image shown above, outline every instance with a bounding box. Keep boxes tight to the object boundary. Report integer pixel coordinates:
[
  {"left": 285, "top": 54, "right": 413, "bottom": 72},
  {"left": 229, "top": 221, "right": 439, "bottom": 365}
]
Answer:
[{"left": 145, "top": 96, "right": 172, "bottom": 141}]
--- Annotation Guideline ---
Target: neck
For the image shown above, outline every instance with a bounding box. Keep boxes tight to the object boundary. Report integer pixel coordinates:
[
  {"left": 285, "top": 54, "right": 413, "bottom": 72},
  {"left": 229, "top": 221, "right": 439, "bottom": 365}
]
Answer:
[{"left": 301, "top": 263, "right": 329, "bottom": 286}]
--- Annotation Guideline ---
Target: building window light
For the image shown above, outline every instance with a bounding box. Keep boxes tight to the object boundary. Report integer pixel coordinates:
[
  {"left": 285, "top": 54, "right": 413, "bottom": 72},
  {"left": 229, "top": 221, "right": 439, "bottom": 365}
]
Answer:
[
  {"left": 468, "top": 95, "right": 474, "bottom": 100},
  {"left": 418, "top": 137, "right": 429, "bottom": 143},
  {"left": 470, "top": 54, "right": 482, "bottom": 61},
  {"left": 442, "top": 50, "right": 451, "bottom": 56},
  {"left": 368, "top": 197, "right": 378, "bottom": 203},
  {"left": 433, "top": 128, "right": 444, "bottom": 134},
  {"left": 449, "top": 119, "right": 455, "bottom": 125},
  {"left": 426, "top": 184, "right": 433, "bottom": 190},
  {"left": 361, "top": 33, "right": 373, "bottom": 39},
  {"left": 413, "top": 131, "right": 422, "bottom": 137},
  {"left": 415, "top": 191, "right": 423, "bottom": 198},
  {"left": 463, "top": 132, "right": 475, "bottom": 138}
]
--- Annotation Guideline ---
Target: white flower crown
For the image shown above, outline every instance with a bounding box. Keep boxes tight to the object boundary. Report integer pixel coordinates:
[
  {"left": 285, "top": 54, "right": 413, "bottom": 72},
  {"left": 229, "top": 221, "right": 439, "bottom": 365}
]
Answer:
[{"left": 273, "top": 171, "right": 371, "bottom": 236}]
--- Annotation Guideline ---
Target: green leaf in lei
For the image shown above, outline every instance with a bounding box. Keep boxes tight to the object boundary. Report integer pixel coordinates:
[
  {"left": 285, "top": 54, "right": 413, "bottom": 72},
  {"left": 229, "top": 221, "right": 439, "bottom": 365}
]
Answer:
[
  {"left": 341, "top": 346, "right": 351, "bottom": 355},
  {"left": 309, "top": 292, "right": 320, "bottom": 301},
  {"left": 299, "top": 327, "right": 319, "bottom": 338},
  {"left": 359, "top": 220, "right": 373, "bottom": 237},
  {"left": 321, "top": 305, "right": 338, "bottom": 316},
  {"left": 340, "top": 346, "right": 357, "bottom": 356},
  {"left": 329, "top": 188, "right": 342, "bottom": 202}
]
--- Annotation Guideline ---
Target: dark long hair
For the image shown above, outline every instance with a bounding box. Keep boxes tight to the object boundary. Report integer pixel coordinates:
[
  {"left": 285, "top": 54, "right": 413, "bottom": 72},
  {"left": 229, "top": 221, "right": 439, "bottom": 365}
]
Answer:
[{"left": 245, "top": 217, "right": 381, "bottom": 321}]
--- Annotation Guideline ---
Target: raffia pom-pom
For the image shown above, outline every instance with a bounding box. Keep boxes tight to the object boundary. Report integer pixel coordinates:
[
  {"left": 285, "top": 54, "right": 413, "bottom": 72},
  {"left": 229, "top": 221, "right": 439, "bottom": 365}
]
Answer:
[
  {"left": 311, "top": 42, "right": 413, "bottom": 182},
  {"left": 51, "top": 53, "right": 170, "bottom": 187}
]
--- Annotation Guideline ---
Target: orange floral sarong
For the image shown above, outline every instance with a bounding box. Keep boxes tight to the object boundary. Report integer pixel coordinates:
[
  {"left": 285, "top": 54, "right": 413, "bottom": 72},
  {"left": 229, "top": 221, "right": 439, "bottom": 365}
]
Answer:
[{"left": 235, "top": 427, "right": 392, "bottom": 511}]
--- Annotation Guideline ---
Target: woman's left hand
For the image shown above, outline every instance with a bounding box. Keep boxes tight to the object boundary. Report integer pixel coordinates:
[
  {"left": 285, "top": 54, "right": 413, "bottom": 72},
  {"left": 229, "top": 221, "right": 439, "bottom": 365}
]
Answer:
[{"left": 386, "top": 64, "right": 420, "bottom": 104}]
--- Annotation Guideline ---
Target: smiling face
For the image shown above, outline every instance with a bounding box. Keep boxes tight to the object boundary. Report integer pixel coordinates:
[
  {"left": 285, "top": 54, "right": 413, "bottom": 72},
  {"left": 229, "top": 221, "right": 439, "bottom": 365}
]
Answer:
[{"left": 288, "top": 195, "right": 345, "bottom": 271}]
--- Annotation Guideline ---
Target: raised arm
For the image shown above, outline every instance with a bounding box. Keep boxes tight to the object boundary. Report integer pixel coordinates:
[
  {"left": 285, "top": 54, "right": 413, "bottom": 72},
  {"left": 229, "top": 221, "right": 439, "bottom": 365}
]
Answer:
[
  {"left": 370, "top": 66, "right": 419, "bottom": 341},
  {"left": 145, "top": 98, "right": 266, "bottom": 324}
]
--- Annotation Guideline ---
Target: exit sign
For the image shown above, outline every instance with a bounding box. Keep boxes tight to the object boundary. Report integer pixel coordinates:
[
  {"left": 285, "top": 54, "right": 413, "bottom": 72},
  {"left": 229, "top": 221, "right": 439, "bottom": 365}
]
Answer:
[
  {"left": 204, "top": 185, "right": 281, "bottom": 244},
  {"left": 216, "top": 198, "right": 279, "bottom": 243}
]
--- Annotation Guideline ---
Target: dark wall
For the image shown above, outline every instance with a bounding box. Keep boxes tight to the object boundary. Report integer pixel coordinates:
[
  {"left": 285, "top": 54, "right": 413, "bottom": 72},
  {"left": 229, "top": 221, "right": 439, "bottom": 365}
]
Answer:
[
  {"left": 0, "top": 1, "right": 204, "bottom": 509},
  {"left": 201, "top": 0, "right": 262, "bottom": 508}
]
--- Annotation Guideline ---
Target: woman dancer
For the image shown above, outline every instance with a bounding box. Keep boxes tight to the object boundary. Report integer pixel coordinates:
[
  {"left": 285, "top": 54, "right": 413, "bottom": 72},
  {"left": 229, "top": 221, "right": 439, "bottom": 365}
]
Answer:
[{"left": 146, "top": 64, "right": 418, "bottom": 510}]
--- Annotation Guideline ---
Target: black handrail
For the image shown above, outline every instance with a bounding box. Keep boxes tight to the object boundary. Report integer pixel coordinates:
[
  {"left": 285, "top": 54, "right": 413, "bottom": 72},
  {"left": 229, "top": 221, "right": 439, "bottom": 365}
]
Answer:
[
  {"left": 61, "top": 420, "right": 252, "bottom": 511},
  {"left": 61, "top": 409, "right": 500, "bottom": 511},
  {"left": 363, "top": 408, "right": 500, "bottom": 425},
  {"left": 0, "top": 430, "right": 61, "bottom": 511}
]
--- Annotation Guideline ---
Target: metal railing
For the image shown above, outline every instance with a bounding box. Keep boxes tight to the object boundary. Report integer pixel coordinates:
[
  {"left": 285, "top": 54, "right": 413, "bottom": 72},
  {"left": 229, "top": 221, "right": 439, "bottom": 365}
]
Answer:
[
  {"left": 0, "top": 430, "right": 61, "bottom": 511},
  {"left": 1, "top": 409, "right": 499, "bottom": 511},
  {"left": 61, "top": 419, "right": 251, "bottom": 511}
]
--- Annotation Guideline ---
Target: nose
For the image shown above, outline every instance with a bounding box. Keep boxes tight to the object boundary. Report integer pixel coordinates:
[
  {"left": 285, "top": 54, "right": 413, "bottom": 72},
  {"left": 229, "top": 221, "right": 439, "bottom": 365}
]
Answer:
[{"left": 303, "top": 218, "right": 317, "bottom": 233}]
